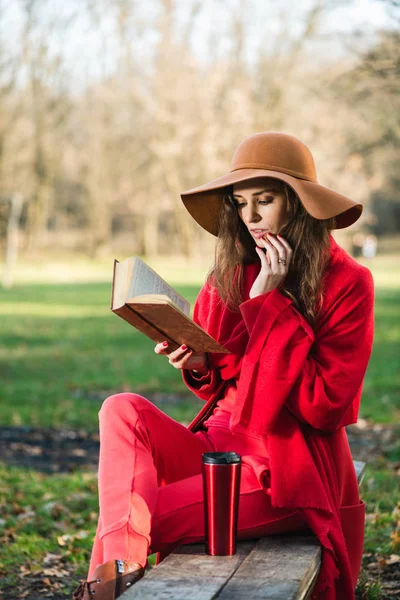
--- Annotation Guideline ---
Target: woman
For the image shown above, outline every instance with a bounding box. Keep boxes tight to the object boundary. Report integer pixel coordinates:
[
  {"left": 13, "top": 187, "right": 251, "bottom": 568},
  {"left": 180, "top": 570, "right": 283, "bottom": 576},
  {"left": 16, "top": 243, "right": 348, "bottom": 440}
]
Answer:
[{"left": 73, "top": 132, "right": 374, "bottom": 600}]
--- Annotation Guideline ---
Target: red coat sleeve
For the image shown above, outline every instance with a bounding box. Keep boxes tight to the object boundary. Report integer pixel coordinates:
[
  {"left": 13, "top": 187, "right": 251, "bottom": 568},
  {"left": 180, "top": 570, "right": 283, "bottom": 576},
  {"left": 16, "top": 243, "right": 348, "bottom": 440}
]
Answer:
[
  {"left": 181, "top": 283, "right": 222, "bottom": 401},
  {"left": 236, "top": 266, "right": 374, "bottom": 433},
  {"left": 285, "top": 266, "right": 374, "bottom": 431}
]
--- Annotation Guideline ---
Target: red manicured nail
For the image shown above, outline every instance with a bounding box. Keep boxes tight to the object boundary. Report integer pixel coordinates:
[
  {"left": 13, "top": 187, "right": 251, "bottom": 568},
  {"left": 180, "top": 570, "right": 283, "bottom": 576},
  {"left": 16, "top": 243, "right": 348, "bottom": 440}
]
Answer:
[
  {"left": 181, "top": 344, "right": 187, "bottom": 350},
  {"left": 163, "top": 341, "right": 168, "bottom": 347}
]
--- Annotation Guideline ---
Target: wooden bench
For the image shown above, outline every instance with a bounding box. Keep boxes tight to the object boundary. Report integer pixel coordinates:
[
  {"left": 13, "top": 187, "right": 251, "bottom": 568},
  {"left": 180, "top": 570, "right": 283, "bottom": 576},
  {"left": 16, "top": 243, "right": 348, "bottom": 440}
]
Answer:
[{"left": 123, "top": 460, "right": 366, "bottom": 599}]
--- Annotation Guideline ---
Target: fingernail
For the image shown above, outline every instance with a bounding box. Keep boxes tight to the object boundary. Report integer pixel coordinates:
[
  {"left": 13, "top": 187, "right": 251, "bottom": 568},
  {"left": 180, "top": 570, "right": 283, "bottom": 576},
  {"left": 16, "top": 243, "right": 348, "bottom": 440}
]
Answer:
[
  {"left": 163, "top": 341, "right": 168, "bottom": 347},
  {"left": 181, "top": 344, "right": 187, "bottom": 350}
]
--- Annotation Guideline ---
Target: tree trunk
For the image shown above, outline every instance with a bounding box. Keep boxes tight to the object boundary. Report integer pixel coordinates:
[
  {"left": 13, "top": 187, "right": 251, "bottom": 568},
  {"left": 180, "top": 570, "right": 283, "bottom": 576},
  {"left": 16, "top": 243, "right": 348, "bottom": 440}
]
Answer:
[{"left": 2, "top": 193, "right": 24, "bottom": 289}]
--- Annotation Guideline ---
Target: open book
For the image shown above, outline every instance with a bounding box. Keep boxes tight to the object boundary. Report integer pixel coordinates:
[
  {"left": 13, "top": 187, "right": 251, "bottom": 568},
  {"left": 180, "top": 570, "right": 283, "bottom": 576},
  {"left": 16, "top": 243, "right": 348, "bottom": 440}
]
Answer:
[{"left": 111, "top": 256, "right": 229, "bottom": 354}]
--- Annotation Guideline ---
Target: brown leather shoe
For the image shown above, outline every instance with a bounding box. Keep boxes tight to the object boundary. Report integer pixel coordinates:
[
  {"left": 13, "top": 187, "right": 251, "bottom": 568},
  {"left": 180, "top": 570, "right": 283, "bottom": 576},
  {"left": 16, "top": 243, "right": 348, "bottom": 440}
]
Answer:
[{"left": 72, "top": 559, "right": 145, "bottom": 600}]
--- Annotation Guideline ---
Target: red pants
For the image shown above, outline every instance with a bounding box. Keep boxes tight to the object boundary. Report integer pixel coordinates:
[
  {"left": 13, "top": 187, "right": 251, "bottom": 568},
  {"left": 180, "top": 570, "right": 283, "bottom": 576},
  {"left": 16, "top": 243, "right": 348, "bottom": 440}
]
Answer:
[{"left": 88, "top": 393, "right": 309, "bottom": 579}]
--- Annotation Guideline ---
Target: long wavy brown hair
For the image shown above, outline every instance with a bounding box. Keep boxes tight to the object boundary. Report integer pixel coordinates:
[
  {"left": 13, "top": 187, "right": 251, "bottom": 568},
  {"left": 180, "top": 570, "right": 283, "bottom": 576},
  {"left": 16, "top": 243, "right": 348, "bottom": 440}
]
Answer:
[{"left": 207, "top": 179, "right": 336, "bottom": 329}]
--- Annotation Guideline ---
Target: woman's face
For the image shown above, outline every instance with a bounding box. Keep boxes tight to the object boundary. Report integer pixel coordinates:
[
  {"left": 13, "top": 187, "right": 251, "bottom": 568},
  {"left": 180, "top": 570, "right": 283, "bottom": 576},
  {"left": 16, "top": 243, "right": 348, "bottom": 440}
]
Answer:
[{"left": 232, "top": 177, "right": 288, "bottom": 247}]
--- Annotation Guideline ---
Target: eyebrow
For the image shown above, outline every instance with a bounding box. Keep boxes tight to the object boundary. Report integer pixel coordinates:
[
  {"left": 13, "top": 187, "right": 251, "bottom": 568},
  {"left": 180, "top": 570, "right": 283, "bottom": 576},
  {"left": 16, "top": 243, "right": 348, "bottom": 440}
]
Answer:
[{"left": 232, "top": 187, "right": 278, "bottom": 199}]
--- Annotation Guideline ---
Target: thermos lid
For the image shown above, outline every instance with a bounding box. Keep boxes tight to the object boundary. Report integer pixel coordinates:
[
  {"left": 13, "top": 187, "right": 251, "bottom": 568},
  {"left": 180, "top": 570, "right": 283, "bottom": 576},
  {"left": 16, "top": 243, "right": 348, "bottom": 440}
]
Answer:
[{"left": 202, "top": 452, "right": 241, "bottom": 465}]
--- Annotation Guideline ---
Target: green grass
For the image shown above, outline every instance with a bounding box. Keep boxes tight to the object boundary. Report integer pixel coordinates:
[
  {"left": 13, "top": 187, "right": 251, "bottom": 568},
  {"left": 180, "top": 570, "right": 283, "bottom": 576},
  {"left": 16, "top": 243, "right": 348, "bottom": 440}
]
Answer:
[
  {"left": 0, "top": 463, "right": 98, "bottom": 592},
  {"left": 0, "top": 281, "right": 205, "bottom": 429},
  {"left": 0, "top": 252, "right": 399, "bottom": 596},
  {"left": 361, "top": 285, "right": 400, "bottom": 424},
  {"left": 0, "top": 253, "right": 398, "bottom": 428},
  {"left": 361, "top": 460, "right": 400, "bottom": 555}
]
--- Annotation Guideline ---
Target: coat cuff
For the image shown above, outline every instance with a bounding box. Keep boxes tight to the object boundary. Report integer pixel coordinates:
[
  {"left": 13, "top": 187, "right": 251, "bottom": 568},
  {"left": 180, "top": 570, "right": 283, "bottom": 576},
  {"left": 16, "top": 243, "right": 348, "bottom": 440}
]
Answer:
[
  {"left": 188, "top": 370, "right": 212, "bottom": 383},
  {"left": 182, "top": 364, "right": 220, "bottom": 400}
]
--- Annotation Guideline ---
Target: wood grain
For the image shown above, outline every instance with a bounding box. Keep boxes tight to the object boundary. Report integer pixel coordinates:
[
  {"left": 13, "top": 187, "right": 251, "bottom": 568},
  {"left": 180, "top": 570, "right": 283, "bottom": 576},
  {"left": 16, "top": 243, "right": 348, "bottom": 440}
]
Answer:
[
  {"left": 217, "top": 536, "right": 321, "bottom": 600},
  {"left": 122, "top": 541, "right": 256, "bottom": 599}
]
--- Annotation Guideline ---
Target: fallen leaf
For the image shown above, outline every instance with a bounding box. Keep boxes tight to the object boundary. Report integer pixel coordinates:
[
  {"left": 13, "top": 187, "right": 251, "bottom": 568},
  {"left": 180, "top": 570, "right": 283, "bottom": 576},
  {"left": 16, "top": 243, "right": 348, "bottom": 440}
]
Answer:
[
  {"left": 12, "top": 503, "right": 26, "bottom": 516},
  {"left": 42, "top": 567, "right": 69, "bottom": 577},
  {"left": 378, "top": 557, "right": 387, "bottom": 567},
  {"left": 385, "top": 554, "right": 400, "bottom": 565},
  {"left": 43, "top": 552, "right": 61, "bottom": 565},
  {"left": 75, "top": 530, "right": 89, "bottom": 539},
  {"left": 16, "top": 509, "right": 36, "bottom": 521},
  {"left": 365, "top": 513, "right": 378, "bottom": 524},
  {"left": 391, "top": 530, "right": 400, "bottom": 550},
  {"left": 71, "top": 448, "right": 86, "bottom": 457}
]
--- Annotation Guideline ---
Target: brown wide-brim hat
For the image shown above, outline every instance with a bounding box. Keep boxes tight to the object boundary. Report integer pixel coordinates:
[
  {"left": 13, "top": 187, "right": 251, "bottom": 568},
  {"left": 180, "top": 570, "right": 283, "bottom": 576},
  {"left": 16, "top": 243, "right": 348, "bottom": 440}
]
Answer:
[{"left": 181, "top": 132, "right": 362, "bottom": 235}]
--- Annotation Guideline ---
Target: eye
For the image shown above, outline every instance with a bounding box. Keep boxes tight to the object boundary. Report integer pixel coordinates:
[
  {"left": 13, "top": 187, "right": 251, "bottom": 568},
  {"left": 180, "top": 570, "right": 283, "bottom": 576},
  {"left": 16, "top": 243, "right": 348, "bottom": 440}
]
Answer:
[{"left": 233, "top": 195, "right": 274, "bottom": 208}]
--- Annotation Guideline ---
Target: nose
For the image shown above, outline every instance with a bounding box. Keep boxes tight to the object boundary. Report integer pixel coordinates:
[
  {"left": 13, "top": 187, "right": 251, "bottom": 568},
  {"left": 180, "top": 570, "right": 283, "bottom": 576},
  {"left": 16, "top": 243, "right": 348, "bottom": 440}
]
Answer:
[{"left": 243, "top": 204, "right": 261, "bottom": 224}]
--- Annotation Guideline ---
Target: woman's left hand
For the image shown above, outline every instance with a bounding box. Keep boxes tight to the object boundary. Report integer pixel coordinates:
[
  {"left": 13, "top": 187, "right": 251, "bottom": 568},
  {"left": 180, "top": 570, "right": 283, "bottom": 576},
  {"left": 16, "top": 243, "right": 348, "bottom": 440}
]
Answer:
[{"left": 249, "top": 233, "right": 293, "bottom": 299}]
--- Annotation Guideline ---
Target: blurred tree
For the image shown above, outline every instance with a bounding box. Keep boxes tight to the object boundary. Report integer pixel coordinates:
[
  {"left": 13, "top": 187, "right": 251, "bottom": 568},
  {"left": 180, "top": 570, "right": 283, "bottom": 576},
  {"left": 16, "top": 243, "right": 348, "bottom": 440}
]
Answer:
[
  {"left": 0, "top": 0, "right": 398, "bottom": 259},
  {"left": 334, "top": 28, "right": 400, "bottom": 234},
  {"left": 19, "top": 0, "right": 71, "bottom": 250},
  {"left": 2, "top": 193, "right": 24, "bottom": 288}
]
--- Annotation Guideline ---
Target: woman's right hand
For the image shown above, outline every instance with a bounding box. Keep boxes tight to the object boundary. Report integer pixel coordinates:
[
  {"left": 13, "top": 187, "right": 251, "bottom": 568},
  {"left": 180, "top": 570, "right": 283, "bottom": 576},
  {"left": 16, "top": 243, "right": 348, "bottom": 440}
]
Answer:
[
  {"left": 249, "top": 233, "right": 293, "bottom": 299},
  {"left": 154, "top": 341, "right": 209, "bottom": 376}
]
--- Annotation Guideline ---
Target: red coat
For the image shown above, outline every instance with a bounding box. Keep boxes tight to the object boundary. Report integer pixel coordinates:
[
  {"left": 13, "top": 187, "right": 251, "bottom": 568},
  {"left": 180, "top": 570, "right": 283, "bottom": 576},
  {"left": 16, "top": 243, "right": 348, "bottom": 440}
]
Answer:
[{"left": 182, "top": 235, "right": 374, "bottom": 599}]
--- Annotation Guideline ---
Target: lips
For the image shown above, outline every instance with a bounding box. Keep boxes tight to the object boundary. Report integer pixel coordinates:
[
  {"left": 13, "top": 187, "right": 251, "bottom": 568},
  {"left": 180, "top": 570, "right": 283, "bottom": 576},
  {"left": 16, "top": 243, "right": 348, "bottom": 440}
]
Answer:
[{"left": 250, "top": 229, "right": 268, "bottom": 239}]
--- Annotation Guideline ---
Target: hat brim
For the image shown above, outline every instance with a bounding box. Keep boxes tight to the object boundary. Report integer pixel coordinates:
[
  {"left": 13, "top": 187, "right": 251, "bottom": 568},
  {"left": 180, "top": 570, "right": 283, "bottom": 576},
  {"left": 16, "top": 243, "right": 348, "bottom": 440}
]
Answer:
[{"left": 181, "top": 169, "right": 362, "bottom": 235}]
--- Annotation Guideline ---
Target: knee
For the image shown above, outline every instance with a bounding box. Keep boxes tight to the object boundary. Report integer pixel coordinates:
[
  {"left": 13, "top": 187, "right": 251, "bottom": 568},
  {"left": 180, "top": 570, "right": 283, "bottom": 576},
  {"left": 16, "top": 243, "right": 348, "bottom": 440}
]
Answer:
[{"left": 99, "top": 393, "right": 152, "bottom": 422}]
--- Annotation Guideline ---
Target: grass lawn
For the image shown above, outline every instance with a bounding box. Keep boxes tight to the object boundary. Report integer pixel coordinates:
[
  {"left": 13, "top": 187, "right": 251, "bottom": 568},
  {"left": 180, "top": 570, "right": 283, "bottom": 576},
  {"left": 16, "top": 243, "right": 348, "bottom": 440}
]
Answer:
[
  {"left": 0, "top": 253, "right": 399, "bottom": 429},
  {"left": 0, "top": 251, "right": 399, "bottom": 598},
  {"left": 0, "top": 280, "right": 205, "bottom": 430}
]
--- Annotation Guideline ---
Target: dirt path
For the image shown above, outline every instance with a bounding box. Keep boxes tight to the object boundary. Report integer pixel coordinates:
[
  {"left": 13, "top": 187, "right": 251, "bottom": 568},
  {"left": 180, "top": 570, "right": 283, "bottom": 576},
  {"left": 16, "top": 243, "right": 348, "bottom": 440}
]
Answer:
[{"left": 0, "top": 417, "right": 398, "bottom": 474}]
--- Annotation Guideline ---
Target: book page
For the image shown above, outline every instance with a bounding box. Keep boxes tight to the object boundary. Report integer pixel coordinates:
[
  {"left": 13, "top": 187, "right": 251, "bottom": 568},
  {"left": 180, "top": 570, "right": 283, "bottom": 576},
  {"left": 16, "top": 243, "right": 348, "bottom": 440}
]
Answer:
[{"left": 127, "top": 257, "right": 190, "bottom": 315}]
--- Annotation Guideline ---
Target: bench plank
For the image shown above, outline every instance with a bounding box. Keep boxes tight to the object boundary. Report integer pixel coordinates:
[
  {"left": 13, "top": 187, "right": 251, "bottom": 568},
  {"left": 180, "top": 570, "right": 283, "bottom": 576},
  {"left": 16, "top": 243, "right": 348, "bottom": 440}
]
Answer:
[
  {"left": 124, "top": 541, "right": 255, "bottom": 599},
  {"left": 217, "top": 537, "right": 321, "bottom": 600}
]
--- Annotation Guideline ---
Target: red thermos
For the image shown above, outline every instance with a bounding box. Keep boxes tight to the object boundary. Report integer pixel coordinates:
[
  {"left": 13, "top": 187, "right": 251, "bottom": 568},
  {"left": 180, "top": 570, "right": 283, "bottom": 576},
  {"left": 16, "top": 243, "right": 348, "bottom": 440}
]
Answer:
[{"left": 202, "top": 451, "right": 242, "bottom": 556}]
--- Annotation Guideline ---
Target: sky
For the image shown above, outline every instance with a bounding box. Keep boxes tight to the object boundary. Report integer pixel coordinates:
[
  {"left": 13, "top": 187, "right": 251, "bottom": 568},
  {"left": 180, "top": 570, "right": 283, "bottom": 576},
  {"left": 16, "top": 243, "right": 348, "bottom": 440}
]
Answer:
[{"left": 2, "top": 0, "right": 396, "bottom": 90}]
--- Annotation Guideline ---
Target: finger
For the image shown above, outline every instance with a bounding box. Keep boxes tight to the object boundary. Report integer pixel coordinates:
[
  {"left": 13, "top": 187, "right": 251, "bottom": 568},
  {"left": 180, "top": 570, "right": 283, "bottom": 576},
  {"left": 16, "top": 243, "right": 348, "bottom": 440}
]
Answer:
[
  {"left": 275, "top": 235, "right": 293, "bottom": 269},
  {"left": 257, "top": 237, "right": 272, "bottom": 265},
  {"left": 255, "top": 245, "right": 271, "bottom": 269},
  {"left": 171, "top": 350, "right": 194, "bottom": 369},
  {"left": 168, "top": 344, "right": 191, "bottom": 362},
  {"left": 154, "top": 341, "right": 169, "bottom": 354},
  {"left": 266, "top": 233, "right": 286, "bottom": 256},
  {"left": 276, "top": 234, "right": 293, "bottom": 256},
  {"left": 263, "top": 237, "right": 280, "bottom": 271},
  {"left": 266, "top": 234, "right": 287, "bottom": 270}
]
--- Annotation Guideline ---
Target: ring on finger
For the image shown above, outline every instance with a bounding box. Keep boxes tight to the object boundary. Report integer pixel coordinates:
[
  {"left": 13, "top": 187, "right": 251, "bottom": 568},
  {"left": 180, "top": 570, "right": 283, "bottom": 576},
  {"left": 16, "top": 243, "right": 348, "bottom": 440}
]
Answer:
[{"left": 278, "top": 258, "right": 287, "bottom": 265}]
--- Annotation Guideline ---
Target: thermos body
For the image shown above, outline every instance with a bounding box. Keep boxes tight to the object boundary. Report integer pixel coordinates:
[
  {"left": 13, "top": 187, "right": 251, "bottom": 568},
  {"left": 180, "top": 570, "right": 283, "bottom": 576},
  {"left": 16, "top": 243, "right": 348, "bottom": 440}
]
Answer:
[{"left": 202, "top": 452, "right": 242, "bottom": 556}]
